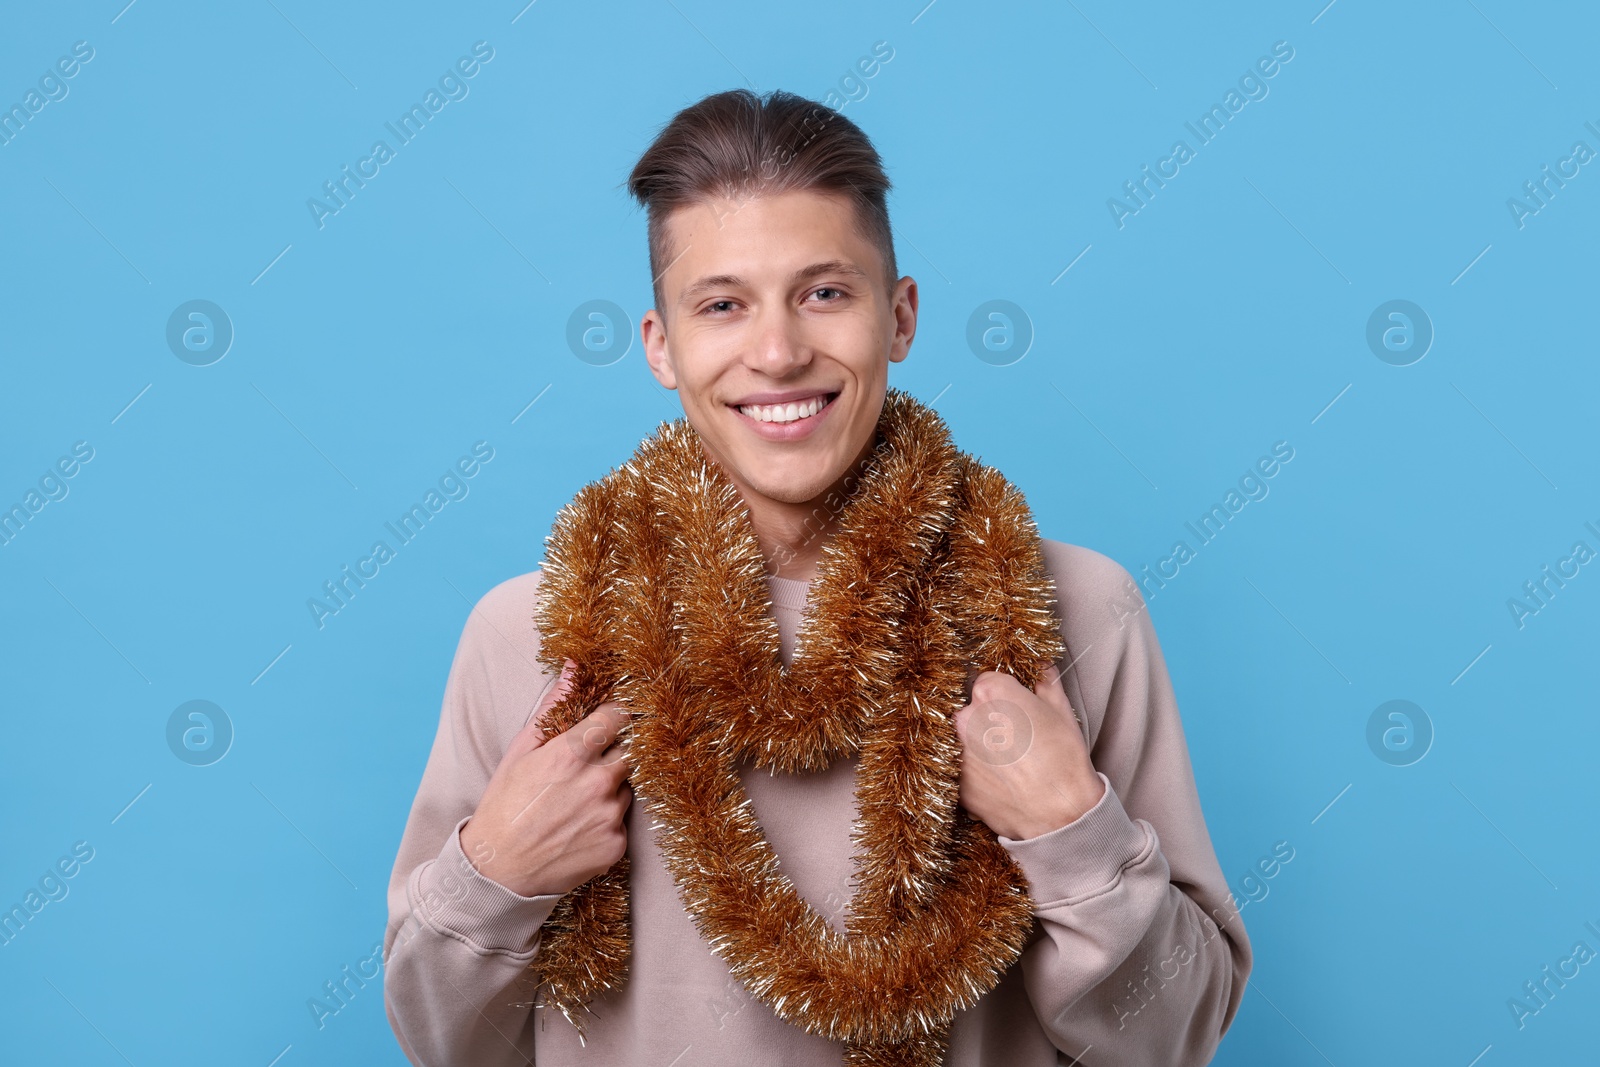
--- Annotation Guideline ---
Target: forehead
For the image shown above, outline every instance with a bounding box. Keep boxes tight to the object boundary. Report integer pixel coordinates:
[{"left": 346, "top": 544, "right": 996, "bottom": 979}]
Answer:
[{"left": 658, "top": 188, "right": 879, "bottom": 302}]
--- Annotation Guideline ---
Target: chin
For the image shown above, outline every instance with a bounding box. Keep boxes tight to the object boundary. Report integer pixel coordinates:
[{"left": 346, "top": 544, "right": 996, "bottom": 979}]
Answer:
[
  {"left": 698, "top": 407, "right": 867, "bottom": 507},
  {"left": 777, "top": 483, "right": 833, "bottom": 506},
  {"left": 744, "top": 471, "right": 830, "bottom": 506}
]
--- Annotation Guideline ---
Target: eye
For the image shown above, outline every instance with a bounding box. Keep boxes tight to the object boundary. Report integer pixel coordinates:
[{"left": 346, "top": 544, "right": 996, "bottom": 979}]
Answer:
[
  {"left": 809, "top": 286, "right": 846, "bottom": 303},
  {"left": 702, "top": 299, "right": 738, "bottom": 316}
]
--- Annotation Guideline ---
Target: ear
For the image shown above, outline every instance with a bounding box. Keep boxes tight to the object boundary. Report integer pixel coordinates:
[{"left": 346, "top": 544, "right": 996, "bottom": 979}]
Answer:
[
  {"left": 888, "top": 275, "right": 917, "bottom": 364},
  {"left": 641, "top": 309, "right": 678, "bottom": 390}
]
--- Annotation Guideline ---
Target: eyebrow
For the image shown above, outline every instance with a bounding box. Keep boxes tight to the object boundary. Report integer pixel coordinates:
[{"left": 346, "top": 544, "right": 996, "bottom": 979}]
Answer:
[{"left": 677, "top": 260, "right": 870, "bottom": 307}]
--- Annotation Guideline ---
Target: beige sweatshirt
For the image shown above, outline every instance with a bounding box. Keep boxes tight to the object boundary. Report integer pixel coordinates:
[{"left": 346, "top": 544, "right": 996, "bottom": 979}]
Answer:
[{"left": 383, "top": 538, "right": 1251, "bottom": 1065}]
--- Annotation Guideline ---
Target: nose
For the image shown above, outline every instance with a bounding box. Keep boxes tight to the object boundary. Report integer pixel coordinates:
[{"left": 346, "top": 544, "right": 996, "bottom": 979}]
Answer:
[{"left": 747, "top": 302, "right": 811, "bottom": 378}]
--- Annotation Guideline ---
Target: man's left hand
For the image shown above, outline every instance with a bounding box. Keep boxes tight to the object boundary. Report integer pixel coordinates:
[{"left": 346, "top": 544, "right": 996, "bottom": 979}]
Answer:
[{"left": 954, "top": 660, "right": 1105, "bottom": 840}]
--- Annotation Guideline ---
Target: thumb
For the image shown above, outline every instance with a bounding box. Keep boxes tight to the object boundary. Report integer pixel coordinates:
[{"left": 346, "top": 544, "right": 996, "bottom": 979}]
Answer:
[
  {"left": 543, "top": 657, "right": 577, "bottom": 702},
  {"left": 526, "top": 659, "right": 578, "bottom": 740}
]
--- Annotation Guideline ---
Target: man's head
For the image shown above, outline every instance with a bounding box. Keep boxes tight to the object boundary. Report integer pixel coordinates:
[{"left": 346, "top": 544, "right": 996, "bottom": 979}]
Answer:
[{"left": 629, "top": 90, "right": 916, "bottom": 516}]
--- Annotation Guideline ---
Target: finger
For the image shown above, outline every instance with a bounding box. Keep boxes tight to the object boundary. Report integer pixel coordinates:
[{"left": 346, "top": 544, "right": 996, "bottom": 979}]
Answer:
[
  {"left": 969, "top": 668, "right": 1010, "bottom": 704},
  {"left": 540, "top": 659, "right": 578, "bottom": 716},
  {"left": 602, "top": 735, "right": 634, "bottom": 782},
  {"left": 962, "top": 695, "right": 1034, "bottom": 768},
  {"left": 566, "top": 703, "right": 629, "bottom": 766},
  {"left": 521, "top": 659, "right": 579, "bottom": 749},
  {"left": 519, "top": 663, "right": 576, "bottom": 752},
  {"left": 1032, "top": 659, "right": 1075, "bottom": 720}
]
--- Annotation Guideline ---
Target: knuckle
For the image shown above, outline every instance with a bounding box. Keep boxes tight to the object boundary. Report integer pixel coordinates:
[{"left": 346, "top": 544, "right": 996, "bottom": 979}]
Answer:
[
  {"left": 574, "top": 770, "right": 609, "bottom": 803},
  {"left": 562, "top": 725, "right": 613, "bottom": 765}
]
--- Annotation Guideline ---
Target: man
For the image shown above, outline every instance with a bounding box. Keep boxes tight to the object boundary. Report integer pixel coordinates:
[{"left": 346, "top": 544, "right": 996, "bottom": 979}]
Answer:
[{"left": 384, "top": 88, "right": 1250, "bottom": 1065}]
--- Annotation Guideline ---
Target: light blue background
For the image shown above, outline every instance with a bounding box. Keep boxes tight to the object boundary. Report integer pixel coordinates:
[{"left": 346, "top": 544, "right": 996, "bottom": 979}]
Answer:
[{"left": 2, "top": 1, "right": 1596, "bottom": 1064}]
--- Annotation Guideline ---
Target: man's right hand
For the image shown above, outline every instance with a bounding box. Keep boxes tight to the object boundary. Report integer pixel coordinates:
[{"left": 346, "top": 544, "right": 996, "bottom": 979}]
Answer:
[{"left": 458, "top": 658, "right": 633, "bottom": 898}]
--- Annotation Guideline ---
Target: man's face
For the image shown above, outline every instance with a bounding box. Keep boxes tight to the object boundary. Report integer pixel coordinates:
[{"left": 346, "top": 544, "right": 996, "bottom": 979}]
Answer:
[{"left": 641, "top": 188, "right": 916, "bottom": 510}]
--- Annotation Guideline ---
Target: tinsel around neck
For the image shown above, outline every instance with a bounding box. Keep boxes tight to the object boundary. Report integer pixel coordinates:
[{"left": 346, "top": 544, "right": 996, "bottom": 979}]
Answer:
[{"left": 526, "top": 387, "right": 1065, "bottom": 1067}]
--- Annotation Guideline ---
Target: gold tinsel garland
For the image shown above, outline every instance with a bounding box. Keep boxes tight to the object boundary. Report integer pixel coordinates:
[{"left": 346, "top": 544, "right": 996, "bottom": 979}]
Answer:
[{"left": 527, "top": 387, "right": 1066, "bottom": 1066}]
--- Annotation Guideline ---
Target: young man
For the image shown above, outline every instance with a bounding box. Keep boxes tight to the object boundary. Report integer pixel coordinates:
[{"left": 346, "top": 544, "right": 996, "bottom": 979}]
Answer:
[{"left": 384, "top": 89, "right": 1250, "bottom": 1065}]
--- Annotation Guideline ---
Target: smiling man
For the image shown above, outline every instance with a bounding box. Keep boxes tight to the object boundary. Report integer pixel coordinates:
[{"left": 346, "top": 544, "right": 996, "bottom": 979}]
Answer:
[
  {"left": 640, "top": 187, "right": 905, "bottom": 585},
  {"left": 384, "top": 89, "right": 1251, "bottom": 1066}
]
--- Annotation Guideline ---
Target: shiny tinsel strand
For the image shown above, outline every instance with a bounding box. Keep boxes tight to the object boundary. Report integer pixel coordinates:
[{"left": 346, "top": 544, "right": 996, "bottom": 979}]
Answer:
[{"left": 525, "top": 388, "right": 1065, "bottom": 1061}]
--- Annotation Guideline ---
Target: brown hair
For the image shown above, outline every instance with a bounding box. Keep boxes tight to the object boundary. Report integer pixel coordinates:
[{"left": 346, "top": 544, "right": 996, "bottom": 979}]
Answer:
[{"left": 625, "top": 89, "right": 897, "bottom": 316}]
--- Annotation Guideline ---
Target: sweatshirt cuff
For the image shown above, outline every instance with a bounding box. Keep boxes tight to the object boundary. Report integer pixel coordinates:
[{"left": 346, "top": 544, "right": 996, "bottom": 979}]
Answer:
[
  {"left": 407, "top": 816, "right": 566, "bottom": 957},
  {"left": 996, "top": 773, "right": 1153, "bottom": 908}
]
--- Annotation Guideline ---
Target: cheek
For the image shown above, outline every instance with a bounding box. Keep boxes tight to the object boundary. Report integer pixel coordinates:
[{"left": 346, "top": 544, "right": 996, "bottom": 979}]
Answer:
[
  {"left": 669, "top": 360, "right": 717, "bottom": 409},
  {"left": 814, "top": 310, "right": 876, "bottom": 349}
]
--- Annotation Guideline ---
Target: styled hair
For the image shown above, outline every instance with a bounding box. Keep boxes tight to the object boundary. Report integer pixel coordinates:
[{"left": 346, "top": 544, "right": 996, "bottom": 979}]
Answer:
[{"left": 625, "top": 89, "right": 897, "bottom": 316}]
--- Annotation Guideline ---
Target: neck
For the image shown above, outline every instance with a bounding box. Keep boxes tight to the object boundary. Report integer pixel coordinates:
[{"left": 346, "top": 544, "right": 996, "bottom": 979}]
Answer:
[{"left": 709, "top": 434, "right": 880, "bottom": 584}]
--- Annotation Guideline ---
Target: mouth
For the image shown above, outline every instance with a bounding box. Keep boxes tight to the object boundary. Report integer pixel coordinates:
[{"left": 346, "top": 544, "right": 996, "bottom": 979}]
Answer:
[{"left": 731, "top": 391, "right": 839, "bottom": 426}]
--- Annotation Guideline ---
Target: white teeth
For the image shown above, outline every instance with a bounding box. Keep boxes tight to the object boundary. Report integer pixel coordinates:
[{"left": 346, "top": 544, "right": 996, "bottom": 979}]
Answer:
[{"left": 738, "top": 395, "right": 830, "bottom": 424}]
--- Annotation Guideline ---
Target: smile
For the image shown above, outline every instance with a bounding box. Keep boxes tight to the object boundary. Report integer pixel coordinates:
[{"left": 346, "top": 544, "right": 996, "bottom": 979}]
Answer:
[{"left": 735, "top": 393, "right": 837, "bottom": 424}]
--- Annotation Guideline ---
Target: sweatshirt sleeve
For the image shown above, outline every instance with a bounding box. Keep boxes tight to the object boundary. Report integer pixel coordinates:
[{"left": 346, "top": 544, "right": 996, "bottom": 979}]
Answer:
[
  {"left": 993, "top": 541, "right": 1252, "bottom": 1066},
  {"left": 383, "top": 570, "right": 565, "bottom": 1067}
]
